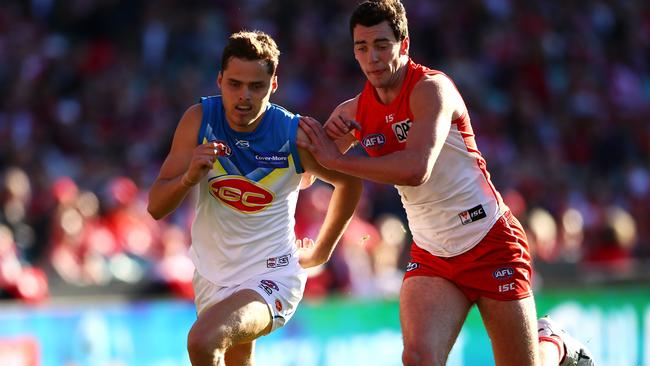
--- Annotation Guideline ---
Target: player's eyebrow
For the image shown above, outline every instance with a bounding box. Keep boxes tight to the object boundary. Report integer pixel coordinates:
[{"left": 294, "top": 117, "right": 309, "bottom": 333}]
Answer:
[
  {"left": 225, "top": 76, "right": 265, "bottom": 84},
  {"left": 354, "top": 37, "right": 392, "bottom": 45}
]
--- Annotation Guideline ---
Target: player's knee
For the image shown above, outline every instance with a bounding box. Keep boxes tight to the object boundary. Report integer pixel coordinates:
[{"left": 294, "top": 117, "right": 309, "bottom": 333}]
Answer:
[
  {"left": 402, "top": 343, "right": 445, "bottom": 366},
  {"left": 187, "top": 324, "right": 229, "bottom": 362}
]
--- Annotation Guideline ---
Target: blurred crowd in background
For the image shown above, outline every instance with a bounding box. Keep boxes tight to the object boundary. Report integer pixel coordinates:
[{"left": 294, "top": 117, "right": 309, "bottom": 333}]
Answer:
[{"left": 1, "top": 0, "right": 649, "bottom": 303}]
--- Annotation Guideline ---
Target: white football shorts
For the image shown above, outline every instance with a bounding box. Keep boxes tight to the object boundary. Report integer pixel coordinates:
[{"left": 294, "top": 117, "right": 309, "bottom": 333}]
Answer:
[{"left": 192, "top": 261, "right": 307, "bottom": 332}]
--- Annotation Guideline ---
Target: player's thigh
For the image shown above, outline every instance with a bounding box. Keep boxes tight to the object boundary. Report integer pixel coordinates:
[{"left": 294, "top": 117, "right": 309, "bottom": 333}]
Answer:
[
  {"left": 477, "top": 296, "right": 539, "bottom": 366},
  {"left": 400, "top": 276, "right": 472, "bottom": 358},
  {"left": 225, "top": 342, "right": 255, "bottom": 366},
  {"left": 189, "top": 289, "right": 272, "bottom": 350}
]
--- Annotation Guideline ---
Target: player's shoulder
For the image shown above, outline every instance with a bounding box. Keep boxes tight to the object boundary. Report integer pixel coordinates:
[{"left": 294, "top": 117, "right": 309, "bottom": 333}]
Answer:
[
  {"left": 198, "top": 95, "right": 222, "bottom": 111},
  {"left": 180, "top": 102, "right": 203, "bottom": 126},
  {"left": 415, "top": 72, "right": 456, "bottom": 93},
  {"left": 411, "top": 71, "right": 461, "bottom": 108},
  {"left": 268, "top": 102, "right": 299, "bottom": 120},
  {"left": 334, "top": 95, "right": 360, "bottom": 116},
  {"left": 186, "top": 102, "right": 203, "bottom": 115},
  {"left": 188, "top": 95, "right": 224, "bottom": 121}
]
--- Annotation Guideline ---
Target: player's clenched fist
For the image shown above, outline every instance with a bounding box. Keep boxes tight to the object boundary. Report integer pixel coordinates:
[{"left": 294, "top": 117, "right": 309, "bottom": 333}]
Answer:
[{"left": 181, "top": 141, "right": 227, "bottom": 187}]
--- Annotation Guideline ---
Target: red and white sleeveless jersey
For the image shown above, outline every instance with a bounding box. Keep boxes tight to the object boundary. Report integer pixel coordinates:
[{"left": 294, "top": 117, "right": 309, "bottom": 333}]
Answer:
[{"left": 354, "top": 59, "right": 508, "bottom": 257}]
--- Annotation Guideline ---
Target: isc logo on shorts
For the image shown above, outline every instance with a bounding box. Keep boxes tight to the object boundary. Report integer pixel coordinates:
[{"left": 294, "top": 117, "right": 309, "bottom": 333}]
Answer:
[{"left": 391, "top": 119, "right": 412, "bottom": 143}]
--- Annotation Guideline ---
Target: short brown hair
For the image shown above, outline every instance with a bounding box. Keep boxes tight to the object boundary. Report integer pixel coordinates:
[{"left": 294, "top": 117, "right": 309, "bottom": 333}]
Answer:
[
  {"left": 349, "top": 0, "right": 408, "bottom": 41},
  {"left": 221, "top": 30, "right": 280, "bottom": 75}
]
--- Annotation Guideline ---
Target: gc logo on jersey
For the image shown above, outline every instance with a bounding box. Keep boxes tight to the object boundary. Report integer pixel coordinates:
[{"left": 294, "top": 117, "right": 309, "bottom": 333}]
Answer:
[
  {"left": 209, "top": 176, "right": 275, "bottom": 213},
  {"left": 362, "top": 133, "right": 386, "bottom": 149},
  {"left": 391, "top": 119, "right": 411, "bottom": 142}
]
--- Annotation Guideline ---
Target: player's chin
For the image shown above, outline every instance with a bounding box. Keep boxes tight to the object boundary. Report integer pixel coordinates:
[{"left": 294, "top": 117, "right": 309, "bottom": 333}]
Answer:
[
  {"left": 232, "top": 114, "right": 254, "bottom": 127},
  {"left": 366, "top": 77, "right": 384, "bottom": 88}
]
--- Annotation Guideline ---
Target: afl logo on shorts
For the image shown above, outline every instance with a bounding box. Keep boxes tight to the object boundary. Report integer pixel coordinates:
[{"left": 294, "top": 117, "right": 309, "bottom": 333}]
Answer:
[
  {"left": 362, "top": 134, "right": 386, "bottom": 149},
  {"left": 493, "top": 267, "right": 514, "bottom": 279},
  {"left": 209, "top": 176, "right": 274, "bottom": 213}
]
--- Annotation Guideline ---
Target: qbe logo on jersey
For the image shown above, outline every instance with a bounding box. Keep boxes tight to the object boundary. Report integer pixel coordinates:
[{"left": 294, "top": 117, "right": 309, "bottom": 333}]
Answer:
[{"left": 391, "top": 119, "right": 412, "bottom": 143}]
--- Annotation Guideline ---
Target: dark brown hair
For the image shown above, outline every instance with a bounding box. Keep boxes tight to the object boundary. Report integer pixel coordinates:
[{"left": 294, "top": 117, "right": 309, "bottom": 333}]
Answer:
[
  {"left": 349, "top": 0, "right": 408, "bottom": 41},
  {"left": 221, "top": 30, "right": 280, "bottom": 75}
]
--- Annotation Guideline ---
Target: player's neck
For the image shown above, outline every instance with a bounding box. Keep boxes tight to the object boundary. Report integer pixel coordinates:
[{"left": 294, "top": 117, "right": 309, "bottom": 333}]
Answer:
[
  {"left": 226, "top": 110, "right": 266, "bottom": 133},
  {"left": 374, "top": 59, "right": 409, "bottom": 105}
]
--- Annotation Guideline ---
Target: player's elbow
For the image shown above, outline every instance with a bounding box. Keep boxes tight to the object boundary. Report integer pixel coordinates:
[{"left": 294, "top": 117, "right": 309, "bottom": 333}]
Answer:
[
  {"left": 400, "top": 166, "right": 430, "bottom": 186},
  {"left": 147, "top": 201, "right": 167, "bottom": 220},
  {"left": 392, "top": 151, "right": 433, "bottom": 186},
  {"left": 147, "top": 205, "right": 163, "bottom": 220},
  {"left": 314, "top": 252, "right": 331, "bottom": 267}
]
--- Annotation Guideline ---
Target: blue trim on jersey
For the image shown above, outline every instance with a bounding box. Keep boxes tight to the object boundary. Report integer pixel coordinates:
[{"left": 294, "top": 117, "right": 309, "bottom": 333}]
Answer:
[
  {"left": 218, "top": 155, "right": 242, "bottom": 175},
  {"left": 198, "top": 95, "right": 304, "bottom": 179},
  {"left": 288, "top": 113, "right": 304, "bottom": 174},
  {"left": 198, "top": 96, "right": 212, "bottom": 146}
]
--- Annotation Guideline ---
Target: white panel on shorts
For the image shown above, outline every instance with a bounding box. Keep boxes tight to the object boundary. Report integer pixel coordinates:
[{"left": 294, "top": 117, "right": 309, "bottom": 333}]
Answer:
[{"left": 192, "top": 263, "right": 307, "bottom": 332}]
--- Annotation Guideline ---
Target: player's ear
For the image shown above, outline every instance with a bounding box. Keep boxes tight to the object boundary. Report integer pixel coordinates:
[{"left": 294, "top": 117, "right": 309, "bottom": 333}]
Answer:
[
  {"left": 271, "top": 75, "right": 278, "bottom": 94},
  {"left": 217, "top": 71, "right": 223, "bottom": 89},
  {"left": 400, "top": 36, "right": 410, "bottom": 56}
]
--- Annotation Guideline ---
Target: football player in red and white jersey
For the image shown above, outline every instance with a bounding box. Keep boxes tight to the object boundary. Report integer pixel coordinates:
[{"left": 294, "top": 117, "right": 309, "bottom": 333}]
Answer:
[{"left": 298, "top": 1, "right": 593, "bottom": 365}]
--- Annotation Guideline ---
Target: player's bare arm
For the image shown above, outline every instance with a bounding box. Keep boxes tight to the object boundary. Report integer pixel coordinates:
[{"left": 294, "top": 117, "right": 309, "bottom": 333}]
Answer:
[
  {"left": 295, "top": 128, "right": 363, "bottom": 268},
  {"left": 147, "top": 104, "right": 225, "bottom": 219},
  {"left": 299, "top": 74, "right": 457, "bottom": 186},
  {"left": 297, "top": 97, "right": 360, "bottom": 190}
]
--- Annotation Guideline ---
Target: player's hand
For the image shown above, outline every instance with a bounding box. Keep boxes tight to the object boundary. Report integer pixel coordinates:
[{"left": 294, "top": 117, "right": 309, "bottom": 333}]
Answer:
[
  {"left": 324, "top": 114, "right": 361, "bottom": 140},
  {"left": 296, "top": 237, "right": 321, "bottom": 268},
  {"left": 182, "top": 141, "right": 227, "bottom": 187},
  {"left": 297, "top": 116, "right": 343, "bottom": 170}
]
